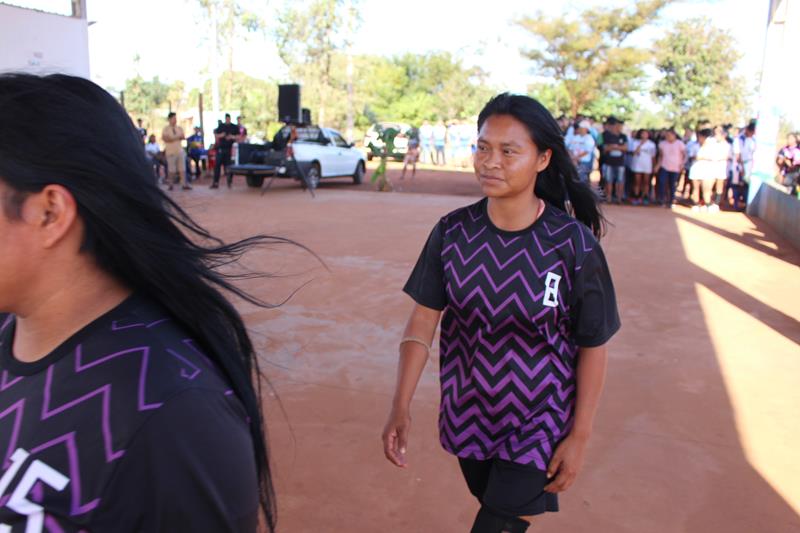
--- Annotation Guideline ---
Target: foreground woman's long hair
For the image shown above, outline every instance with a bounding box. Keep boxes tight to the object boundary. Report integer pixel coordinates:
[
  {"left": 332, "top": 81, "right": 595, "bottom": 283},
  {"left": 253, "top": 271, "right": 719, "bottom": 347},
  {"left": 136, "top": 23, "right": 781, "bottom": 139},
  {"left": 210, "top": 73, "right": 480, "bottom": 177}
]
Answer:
[{"left": 0, "top": 73, "right": 280, "bottom": 531}]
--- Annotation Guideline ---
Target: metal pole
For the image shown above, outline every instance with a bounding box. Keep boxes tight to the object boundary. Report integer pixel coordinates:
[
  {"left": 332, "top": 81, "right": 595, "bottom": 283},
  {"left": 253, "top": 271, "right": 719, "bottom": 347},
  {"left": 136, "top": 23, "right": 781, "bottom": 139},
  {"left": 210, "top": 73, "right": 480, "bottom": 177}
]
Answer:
[
  {"left": 345, "top": 0, "right": 355, "bottom": 142},
  {"left": 199, "top": 93, "right": 205, "bottom": 145}
]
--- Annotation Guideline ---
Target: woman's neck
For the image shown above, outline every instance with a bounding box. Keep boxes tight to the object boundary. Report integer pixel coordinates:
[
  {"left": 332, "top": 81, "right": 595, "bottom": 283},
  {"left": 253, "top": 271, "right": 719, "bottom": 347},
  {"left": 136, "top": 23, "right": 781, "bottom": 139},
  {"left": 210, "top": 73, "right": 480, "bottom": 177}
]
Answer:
[
  {"left": 487, "top": 193, "right": 543, "bottom": 232},
  {"left": 12, "top": 263, "right": 131, "bottom": 363}
]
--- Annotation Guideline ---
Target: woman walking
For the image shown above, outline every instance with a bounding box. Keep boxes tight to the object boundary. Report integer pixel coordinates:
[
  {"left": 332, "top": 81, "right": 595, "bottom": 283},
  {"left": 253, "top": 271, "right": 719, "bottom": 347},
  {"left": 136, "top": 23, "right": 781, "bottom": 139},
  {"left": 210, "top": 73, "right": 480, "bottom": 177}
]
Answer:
[
  {"left": 382, "top": 93, "right": 620, "bottom": 533},
  {"left": 0, "top": 74, "right": 277, "bottom": 532},
  {"left": 629, "top": 129, "right": 657, "bottom": 205}
]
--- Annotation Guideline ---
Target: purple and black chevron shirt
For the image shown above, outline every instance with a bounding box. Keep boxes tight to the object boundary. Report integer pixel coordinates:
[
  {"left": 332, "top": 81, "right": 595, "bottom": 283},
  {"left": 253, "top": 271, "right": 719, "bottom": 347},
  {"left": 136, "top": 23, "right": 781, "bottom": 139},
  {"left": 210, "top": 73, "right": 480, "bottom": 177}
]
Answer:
[
  {"left": 0, "top": 295, "right": 258, "bottom": 532},
  {"left": 404, "top": 198, "right": 620, "bottom": 471}
]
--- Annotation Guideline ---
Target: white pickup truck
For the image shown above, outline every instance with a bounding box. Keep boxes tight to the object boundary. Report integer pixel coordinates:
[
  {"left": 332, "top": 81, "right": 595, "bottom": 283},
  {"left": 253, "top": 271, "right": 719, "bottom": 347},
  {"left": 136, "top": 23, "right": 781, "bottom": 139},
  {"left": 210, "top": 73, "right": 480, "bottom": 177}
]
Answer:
[{"left": 228, "top": 125, "right": 366, "bottom": 189}]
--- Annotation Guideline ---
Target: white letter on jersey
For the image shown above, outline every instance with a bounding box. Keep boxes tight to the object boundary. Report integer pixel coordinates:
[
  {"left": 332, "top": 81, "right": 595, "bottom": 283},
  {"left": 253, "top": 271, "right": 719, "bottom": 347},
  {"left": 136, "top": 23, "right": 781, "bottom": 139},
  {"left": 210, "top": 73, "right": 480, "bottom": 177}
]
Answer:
[
  {"left": 543, "top": 272, "right": 561, "bottom": 308},
  {"left": 0, "top": 449, "right": 29, "bottom": 497},
  {"left": 3, "top": 452, "right": 69, "bottom": 533}
]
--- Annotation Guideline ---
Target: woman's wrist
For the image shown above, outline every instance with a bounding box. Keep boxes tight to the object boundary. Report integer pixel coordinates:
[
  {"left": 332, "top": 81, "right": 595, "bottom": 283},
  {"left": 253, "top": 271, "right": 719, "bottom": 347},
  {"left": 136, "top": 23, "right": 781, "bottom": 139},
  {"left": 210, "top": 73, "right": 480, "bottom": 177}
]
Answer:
[
  {"left": 569, "top": 428, "right": 592, "bottom": 442},
  {"left": 391, "top": 398, "right": 411, "bottom": 413}
]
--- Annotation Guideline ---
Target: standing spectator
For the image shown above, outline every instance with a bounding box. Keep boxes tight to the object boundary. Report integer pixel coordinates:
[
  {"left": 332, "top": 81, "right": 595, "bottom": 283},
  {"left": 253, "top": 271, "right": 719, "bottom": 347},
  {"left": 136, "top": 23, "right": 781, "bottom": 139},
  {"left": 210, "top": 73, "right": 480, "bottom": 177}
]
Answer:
[
  {"left": 161, "top": 112, "right": 190, "bottom": 191},
  {"left": 709, "top": 126, "right": 732, "bottom": 210},
  {"left": 136, "top": 118, "right": 147, "bottom": 144},
  {"left": 655, "top": 128, "right": 686, "bottom": 208},
  {"left": 601, "top": 117, "right": 628, "bottom": 203},
  {"left": 629, "top": 129, "right": 657, "bottom": 205},
  {"left": 401, "top": 131, "right": 420, "bottom": 180},
  {"left": 419, "top": 120, "right": 433, "bottom": 164},
  {"left": 186, "top": 126, "right": 206, "bottom": 180},
  {"left": 566, "top": 120, "right": 595, "bottom": 183},
  {"left": 432, "top": 120, "right": 447, "bottom": 166},
  {"left": 458, "top": 122, "right": 473, "bottom": 168},
  {"left": 144, "top": 134, "right": 166, "bottom": 181},
  {"left": 690, "top": 128, "right": 727, "bottom": 212},
  {"left": 447, "top": 121, "right": 460, "bottom": 165},
  {"left": 729, "top": 123, "right": 756, "bottom": 210},
  {"left": 682, "top": 130, "right": 700, "bottom": 200},
  {"left": 237, "top": 116, "right": 248, "bottom": 143},
  {"left": 557, "top": 115, "right": 570, "bottom": 135},
  {"left": 777, "top": 133, "right": 800, "bottom": 194},
  {"left": 212, "top": 113, "right": 239, "bottom": 189},
  {"left": 596, "top": 119, "right": 608, "bottom": 193}
]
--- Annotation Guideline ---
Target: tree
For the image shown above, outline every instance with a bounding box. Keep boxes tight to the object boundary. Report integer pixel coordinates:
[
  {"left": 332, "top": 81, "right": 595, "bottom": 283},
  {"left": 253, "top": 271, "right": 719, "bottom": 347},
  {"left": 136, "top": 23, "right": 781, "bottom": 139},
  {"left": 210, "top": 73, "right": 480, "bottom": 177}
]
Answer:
[
  {"left": 197, "top": 71, "right": 279, "bottom": 136},
  {"left": 123, "top": 75, "right": 170, "bottom": 120},
  {"left": 518, "top": 1, "right": 673, "bottom": 117},
  {"left": 196, "top": 0, "right": 264, "bottom": 113},
  {"left": 357, "top": 52, "right": 494, "bottom": 126},
  {"left": 274, "top": 0, "right": 358, "bottom": 127},
  {"left": 653, "top": 18, "right": 749, "bottom": 129}
]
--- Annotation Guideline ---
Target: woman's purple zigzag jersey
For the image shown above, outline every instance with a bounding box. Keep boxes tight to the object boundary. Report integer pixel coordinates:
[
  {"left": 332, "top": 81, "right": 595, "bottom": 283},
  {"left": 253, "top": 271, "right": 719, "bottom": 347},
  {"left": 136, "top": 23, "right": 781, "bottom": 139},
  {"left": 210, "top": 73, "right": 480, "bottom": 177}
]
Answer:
[{"left": 438, "top": 199, "right": 597, "bottom": 471}]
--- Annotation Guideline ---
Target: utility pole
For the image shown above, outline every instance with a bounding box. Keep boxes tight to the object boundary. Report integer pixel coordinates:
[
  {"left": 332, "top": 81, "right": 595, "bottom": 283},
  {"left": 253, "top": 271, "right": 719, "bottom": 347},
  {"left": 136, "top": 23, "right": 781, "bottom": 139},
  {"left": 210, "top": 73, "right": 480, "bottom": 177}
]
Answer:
[
  {"left": 345, "top": 0, "right": 355, "bottom": 142},
  {"left": 210, "top": 2, "right": 221, "bottom": 116}
]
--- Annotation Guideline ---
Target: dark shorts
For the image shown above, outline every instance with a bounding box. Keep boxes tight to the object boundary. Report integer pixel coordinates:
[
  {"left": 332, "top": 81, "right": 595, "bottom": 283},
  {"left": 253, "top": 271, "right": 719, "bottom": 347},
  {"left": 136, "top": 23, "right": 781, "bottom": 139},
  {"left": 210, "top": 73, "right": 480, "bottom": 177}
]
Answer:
[{"left": 458, "top": 457, "right": 559, "bottom": 518}]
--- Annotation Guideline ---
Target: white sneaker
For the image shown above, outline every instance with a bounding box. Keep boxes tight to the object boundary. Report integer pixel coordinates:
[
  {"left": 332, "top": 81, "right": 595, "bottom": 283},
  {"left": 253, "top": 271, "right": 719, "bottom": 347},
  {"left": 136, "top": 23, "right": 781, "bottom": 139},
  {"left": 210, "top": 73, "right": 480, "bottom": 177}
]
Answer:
[
  {"left": 708, "top": 204, "right": 720, "bottom": 213},
  {"left": 691, "top": 205, "right": 700, "bottom": 212}
]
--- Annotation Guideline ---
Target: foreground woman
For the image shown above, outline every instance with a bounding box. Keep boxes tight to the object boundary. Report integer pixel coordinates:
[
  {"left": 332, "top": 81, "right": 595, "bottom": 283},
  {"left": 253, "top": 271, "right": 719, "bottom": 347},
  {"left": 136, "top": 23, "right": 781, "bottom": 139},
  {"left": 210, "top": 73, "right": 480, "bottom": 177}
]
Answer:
[
  {"left": 0, "top": 74, "right": 276, "bottom": 532},
  {"left": 383, "top": 93, "right": 620, "bottom": 532}
]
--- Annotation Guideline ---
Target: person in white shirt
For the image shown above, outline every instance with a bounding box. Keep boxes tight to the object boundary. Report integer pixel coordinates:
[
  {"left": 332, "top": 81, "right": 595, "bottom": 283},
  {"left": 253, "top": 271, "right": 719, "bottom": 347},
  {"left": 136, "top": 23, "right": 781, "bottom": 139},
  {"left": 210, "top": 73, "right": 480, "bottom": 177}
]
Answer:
[
  {"left": 690, "top": 128, "right": 728, "bottom": 212},
  {"left": 418, "top": 121, "right": 433, "bottom": 164},
  {"left": 682, "top": 131, "right": 700, "bottom": 200},
  {"left": 144, "top": 134, "right": 166, "bottom": 182},
  {"left": 729, "top": 123, "right": 755, "bottom": 210},
  {"left": 566, "top": 120, "right": 596, "bottom": 183},
  {"left": 629, "top": 129, "right": 657, "bottom": 205}
]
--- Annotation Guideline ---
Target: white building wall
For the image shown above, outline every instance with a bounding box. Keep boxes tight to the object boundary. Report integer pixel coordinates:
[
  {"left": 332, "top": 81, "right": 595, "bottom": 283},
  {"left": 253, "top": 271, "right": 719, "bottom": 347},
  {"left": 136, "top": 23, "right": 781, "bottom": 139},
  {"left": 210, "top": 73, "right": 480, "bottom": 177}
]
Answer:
[{"left": 0, "top": 3, "right": 90, "bottom": 78}]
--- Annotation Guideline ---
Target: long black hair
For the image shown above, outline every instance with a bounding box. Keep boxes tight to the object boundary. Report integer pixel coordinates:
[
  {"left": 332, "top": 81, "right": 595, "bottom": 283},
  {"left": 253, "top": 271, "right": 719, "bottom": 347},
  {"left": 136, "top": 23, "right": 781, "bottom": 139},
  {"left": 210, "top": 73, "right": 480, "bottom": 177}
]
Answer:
[
  {"left": 477, "top": 93, "right": 606, "bottom": 238},
  {"left": 0, "top": 73, "right": 280, "bottom": 531}
]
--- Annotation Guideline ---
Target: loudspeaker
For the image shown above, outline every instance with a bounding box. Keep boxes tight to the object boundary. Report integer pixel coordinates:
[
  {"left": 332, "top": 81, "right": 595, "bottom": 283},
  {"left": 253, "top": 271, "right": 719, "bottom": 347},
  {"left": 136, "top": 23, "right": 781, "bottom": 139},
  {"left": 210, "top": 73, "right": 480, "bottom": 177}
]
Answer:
[
  {"left": 278, "top": 84, "right": 301, "bottom": 123},
  {"left": 302, "top": 108, "right": 311, "bottom": 125}
]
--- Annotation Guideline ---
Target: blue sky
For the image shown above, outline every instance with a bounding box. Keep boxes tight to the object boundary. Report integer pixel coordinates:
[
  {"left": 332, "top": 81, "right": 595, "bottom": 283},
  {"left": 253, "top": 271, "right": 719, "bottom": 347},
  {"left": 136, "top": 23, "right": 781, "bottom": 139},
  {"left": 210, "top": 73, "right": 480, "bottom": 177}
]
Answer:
[{"left": 2, "top": 0, "right": 773, "bottom": 113}]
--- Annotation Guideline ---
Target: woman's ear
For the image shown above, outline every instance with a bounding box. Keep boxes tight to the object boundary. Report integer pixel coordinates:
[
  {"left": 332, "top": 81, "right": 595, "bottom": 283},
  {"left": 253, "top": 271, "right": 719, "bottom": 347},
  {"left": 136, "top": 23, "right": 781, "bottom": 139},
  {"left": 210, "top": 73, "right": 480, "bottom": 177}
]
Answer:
[
  {"left": 536, "top": 149, "right": 553, "bottom": 173},
  {"left": 29, "top": 184, "right": 79, "bottom": 249}
]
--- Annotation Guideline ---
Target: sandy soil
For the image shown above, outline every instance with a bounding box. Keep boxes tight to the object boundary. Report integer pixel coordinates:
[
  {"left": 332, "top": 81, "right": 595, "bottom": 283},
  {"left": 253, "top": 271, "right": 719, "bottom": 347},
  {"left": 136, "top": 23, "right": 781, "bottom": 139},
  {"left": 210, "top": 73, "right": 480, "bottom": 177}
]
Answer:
[{"left": 176, "top": 166, "right": 800, "bottom": 533}]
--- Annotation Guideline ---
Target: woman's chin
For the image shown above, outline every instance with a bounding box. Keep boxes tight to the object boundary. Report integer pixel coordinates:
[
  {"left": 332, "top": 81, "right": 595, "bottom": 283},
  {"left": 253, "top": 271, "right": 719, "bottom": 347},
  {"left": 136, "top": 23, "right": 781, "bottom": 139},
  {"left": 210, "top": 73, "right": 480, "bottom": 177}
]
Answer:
[{"left": 478, "top": 179, "right": 509, "bottom": 197}]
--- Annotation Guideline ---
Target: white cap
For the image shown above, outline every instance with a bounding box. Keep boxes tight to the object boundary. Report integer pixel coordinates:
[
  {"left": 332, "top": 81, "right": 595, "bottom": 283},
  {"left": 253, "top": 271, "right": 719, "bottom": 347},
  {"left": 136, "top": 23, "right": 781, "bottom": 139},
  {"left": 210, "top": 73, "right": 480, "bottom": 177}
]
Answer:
[{"left": 578, "top": 120, "right": 591, "bottom": 130}]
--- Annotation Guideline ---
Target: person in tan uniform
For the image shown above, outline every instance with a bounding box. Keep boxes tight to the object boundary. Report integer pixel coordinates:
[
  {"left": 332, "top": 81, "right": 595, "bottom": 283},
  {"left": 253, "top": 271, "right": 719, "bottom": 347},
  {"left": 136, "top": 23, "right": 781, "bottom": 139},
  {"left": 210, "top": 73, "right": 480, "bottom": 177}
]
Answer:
[{"left": 162, "top": 112, "right": 191, "bottom": 190}]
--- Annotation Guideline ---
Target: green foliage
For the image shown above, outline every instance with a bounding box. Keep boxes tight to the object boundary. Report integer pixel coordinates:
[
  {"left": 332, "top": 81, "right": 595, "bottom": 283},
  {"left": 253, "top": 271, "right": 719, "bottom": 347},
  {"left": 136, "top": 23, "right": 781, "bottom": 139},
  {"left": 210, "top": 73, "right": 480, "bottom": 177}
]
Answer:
[
  {"left": 369, "top": 126, "right": 399, "bottom": 191},
  {"left": 123, "top": 75, "right": 170, "bottom": 119},
  {"left": 527, "top": 83, "right": 571, "bottom": 118},
  {"left": 518, "top": 0, "right": 673, "bottom": 117},
  {"left": 275, "top": 0, "right": 356, "bottom": 127},
  {"left": 358, "top": 52, "right": 494, "bottom": 125},
  {"left": 653, "top": 17, "right": 749, "bottom": 129},
  {"left": 198, "top": 71, "right": 279, "bottom": 136}
]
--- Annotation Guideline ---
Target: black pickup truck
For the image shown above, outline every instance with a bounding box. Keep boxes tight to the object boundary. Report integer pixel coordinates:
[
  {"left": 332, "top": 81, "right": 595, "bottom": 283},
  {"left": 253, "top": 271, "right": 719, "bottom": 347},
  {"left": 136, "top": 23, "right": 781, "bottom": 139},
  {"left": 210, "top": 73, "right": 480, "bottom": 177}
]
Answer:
[{"left": 227, "top": 124, "right": 366, "bottom": 189}]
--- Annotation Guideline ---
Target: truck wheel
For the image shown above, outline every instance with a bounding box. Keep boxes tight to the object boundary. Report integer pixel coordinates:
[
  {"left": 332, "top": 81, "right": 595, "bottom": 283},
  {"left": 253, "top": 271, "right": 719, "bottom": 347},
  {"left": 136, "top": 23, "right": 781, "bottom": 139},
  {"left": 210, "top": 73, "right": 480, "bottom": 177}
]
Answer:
[
  {"left": 246, "top": 175, "right": 265, "bottom": 188},
  {"left": 353, "top": 161, "right": 365, "bottom": 184},
  {"left": 306, "top": 163, "right": 321, "bottom": 190}
]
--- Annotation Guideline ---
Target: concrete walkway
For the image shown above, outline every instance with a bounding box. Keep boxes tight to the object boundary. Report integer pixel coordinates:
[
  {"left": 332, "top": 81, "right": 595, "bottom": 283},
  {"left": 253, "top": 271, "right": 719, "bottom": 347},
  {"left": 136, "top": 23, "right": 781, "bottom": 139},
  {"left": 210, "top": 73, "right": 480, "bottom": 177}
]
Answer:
[{"left": 178, "top": 172, "right": 800, "bottom": 533}]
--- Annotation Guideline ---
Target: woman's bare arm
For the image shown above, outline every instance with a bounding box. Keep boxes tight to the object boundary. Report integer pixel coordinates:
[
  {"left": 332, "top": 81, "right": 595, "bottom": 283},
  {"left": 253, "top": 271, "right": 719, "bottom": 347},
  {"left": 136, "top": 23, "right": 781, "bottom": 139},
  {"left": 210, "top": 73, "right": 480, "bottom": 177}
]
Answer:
[{"left": 382, "top": 303, "right": 442, "bottom": 467}]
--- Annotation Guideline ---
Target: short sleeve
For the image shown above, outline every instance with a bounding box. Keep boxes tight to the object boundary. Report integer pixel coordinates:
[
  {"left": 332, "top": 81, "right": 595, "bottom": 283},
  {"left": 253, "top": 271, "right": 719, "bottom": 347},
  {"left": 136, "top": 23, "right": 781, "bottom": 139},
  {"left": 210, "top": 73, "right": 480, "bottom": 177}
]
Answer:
[
  {"left": 403, "top": 222, "right": 447, "bottom": 311},
  {"left": 93, "top": 389, "right": 260, "bottom": 533},
  {"left": 570, "top": 246, "right": 621, "bottom": 347}
]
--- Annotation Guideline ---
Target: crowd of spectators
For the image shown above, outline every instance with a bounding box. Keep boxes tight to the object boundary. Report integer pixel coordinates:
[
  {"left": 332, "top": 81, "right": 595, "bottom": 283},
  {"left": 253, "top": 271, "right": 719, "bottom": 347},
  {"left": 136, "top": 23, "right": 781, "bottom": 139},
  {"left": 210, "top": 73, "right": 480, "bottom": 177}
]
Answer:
[
  {"left": 559, "top": 115, "right": 761, "bottom": 212},
  {"left": 136, "top": 113, "right": 249, "bottom": 191}
]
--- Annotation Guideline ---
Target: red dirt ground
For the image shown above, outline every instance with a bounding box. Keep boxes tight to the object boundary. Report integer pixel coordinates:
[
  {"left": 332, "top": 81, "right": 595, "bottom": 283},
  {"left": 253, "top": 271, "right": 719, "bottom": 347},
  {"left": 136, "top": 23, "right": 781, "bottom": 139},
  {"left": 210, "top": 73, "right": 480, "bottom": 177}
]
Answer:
[{"left": 177, "top": 166, "right": 800, "bottom": 533}]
